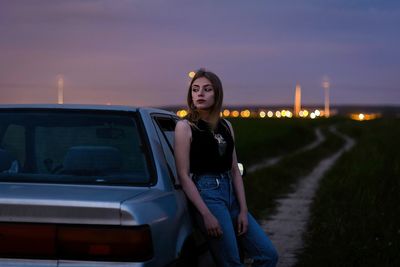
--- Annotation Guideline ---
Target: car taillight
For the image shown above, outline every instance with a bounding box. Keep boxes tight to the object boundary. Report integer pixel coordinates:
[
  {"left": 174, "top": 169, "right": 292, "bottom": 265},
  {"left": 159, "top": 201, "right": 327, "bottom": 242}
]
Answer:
[
  {"left": 0, "top": 223, "right": 56, "bottom": 258},
  {"left": 58, "top": 225, "right": 153, "bottom": 261},
  {"left": 0, "top": 223, "right": 153, "bottom": 262}
]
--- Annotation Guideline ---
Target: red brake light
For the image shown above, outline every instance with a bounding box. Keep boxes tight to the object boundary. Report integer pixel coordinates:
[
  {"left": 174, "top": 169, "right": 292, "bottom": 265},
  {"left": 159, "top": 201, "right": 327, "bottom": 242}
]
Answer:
[
  {"left": 0, "top": 223, "right": 56, "bottom": 258},
  {"left": 0, "top": 223, "right": 153, "bottom": 262},
  {"left": 58, "top": 225, "right": 153, "bottom": 261}
]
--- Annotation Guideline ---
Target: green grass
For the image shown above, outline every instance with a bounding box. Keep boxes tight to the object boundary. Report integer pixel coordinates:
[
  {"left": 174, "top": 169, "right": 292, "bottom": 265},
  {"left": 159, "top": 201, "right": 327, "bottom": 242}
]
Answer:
[
  {"left": 296, "top": 118, "right": 400, "bottom": 267},
  {"left": 243, "top": 124, "right": 345, "bottom": 219},
  {"left": 230, "top": 118, "right": 319, "bottom": 166}
]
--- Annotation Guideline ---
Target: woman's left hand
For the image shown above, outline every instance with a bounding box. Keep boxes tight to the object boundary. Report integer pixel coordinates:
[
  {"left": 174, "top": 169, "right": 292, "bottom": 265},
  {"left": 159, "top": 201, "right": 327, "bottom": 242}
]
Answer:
[{"left": 237, "top": 210, "right": 248, "bottom": 236}]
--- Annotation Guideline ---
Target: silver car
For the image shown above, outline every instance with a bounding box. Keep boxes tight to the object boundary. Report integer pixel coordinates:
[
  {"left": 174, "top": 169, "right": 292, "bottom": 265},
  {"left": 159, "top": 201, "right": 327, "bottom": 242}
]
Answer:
[{"left": 0, "top": 104, "right": 204, "bottom": 267}]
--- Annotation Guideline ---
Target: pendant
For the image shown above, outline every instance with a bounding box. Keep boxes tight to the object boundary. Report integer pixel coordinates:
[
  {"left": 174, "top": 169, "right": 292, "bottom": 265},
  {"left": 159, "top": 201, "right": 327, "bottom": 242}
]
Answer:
[
  {"left": 213, "top": 132, "right": 227, "bottom": 156},
  {"left": 213, "top": 133, "right": 226, "bottom": 144}
]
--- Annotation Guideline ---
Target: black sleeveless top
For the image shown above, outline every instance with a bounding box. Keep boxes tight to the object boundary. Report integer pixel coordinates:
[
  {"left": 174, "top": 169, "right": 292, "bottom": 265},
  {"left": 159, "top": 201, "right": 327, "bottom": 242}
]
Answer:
[{"left": 189, "top": 119, "right": 234, "bottom": 175}]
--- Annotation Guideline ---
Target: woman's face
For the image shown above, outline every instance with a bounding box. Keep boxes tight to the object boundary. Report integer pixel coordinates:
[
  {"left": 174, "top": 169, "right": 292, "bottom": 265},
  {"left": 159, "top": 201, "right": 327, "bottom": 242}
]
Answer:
[{"left": 191, "top": 77, "right": 215, "bottom": 110}]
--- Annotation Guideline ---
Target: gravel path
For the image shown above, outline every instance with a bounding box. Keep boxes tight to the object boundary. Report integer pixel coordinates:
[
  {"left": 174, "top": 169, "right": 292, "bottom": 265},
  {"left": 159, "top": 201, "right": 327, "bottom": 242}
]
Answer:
[
  {"left": 247, "top": 128, "right": 324, "bottom": 174},
  {"left": 259, "top": 126, "right": 355, "bottom": 267}
]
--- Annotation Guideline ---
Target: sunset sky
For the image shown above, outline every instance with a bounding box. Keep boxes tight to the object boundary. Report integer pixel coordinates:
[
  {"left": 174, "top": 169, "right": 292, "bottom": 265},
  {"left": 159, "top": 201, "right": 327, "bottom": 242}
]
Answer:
[{"left": 0, "top": 0, "right": 399, "bottom": 107}]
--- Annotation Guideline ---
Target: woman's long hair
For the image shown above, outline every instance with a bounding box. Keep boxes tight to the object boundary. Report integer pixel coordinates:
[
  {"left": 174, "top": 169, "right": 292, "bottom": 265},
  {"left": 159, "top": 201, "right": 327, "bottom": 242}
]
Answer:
[{"left": 186, "top": 69, "right": 223, "bottom": 127}]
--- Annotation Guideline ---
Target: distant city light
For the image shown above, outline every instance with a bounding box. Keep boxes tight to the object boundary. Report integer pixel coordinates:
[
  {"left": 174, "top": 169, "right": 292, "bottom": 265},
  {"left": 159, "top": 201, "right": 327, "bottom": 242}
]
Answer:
[
  {"left": 174, "top": 107, "right": 334, "bottom": 120},
  {"left": 350, "top": 113, "right": 380, "bottom": 121},
  {"left": 279, "top": 110, "right": 293, "bottom": 118},
  {"left": 223, "top": 109, "right": 230, "bottom": 117},
  {"left": 231, "top": 110, "right": 240, "bottom": 117},
  {"left": 188, "top": 71, "right": 196, "bottom": 78},
  {"left": 177, "top": 109, "right": 188, "bottom": 118},
  {"left": 240, "top": 109, "right": 251, "bottom": 118}
]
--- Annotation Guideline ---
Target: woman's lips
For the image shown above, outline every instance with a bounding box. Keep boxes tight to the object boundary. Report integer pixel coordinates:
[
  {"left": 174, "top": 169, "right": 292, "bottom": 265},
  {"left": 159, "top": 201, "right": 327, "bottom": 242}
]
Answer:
[{"left": 197, "top": 100, "right": 205, "bottom": 103}]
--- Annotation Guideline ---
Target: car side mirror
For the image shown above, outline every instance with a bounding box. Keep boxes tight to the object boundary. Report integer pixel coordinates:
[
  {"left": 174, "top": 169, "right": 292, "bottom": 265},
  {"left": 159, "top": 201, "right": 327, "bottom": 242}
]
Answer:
[{"left": 238, "top": 163, "right": 246, "bottom": 177}]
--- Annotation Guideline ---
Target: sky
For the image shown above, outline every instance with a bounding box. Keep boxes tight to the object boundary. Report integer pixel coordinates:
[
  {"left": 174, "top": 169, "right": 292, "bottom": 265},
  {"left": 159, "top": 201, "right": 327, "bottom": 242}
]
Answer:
[{"left": 0, "top": 0, "right": 399, "bottom": 107}]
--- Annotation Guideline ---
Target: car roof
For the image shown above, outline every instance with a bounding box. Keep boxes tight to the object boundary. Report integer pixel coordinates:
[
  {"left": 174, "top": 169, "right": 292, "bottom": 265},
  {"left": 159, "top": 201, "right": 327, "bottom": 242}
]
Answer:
[{"left": 0, "top": 104, "right": 172, "bottom": 114}]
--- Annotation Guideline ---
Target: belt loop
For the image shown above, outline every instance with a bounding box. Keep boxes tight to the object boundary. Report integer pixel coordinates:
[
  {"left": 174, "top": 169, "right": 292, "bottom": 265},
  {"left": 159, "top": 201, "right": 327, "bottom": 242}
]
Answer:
[{"left": 216, "top": 177, "right": 220, "bottom": 187}]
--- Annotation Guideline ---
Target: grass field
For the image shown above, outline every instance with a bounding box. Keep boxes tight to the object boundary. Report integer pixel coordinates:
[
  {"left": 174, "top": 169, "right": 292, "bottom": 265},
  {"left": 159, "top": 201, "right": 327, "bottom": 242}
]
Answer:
[
  {"left": 230, "top": 118, "right": 318, "bottom": 166},
  {"left": 296, "top": 118, "right": 400, "bottom": 267}
]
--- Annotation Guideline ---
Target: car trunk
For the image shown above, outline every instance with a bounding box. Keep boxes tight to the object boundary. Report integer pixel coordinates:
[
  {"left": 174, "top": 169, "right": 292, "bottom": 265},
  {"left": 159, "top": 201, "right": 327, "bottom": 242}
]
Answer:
[{"left": 0, "top": 182, "right": 148, "bottom": 225}]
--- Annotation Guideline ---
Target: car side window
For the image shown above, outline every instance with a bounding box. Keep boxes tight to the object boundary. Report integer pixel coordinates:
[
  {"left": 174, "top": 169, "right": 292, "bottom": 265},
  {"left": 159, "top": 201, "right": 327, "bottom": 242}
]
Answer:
[
  {"left": 152, "top": 115, "right": 179, "bottom": 187},
  {"left": 153, "top": 116, "right": 176, "bottom": 152}
]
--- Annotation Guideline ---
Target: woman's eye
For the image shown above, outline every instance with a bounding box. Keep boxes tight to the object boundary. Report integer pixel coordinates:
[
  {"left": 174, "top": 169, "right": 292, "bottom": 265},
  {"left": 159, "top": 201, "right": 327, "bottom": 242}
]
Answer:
[
  {"left": 192, "top": 88, "right": 199, "bottom": 92},
  {"left": 205, "top": 87, "right": 213, "bottom": 92}
]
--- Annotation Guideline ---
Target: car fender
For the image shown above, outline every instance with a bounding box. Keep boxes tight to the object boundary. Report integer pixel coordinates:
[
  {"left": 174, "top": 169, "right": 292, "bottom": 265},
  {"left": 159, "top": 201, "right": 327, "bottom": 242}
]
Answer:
[{"left": 120, "top": 189, "right": 193, "bottom": 266}]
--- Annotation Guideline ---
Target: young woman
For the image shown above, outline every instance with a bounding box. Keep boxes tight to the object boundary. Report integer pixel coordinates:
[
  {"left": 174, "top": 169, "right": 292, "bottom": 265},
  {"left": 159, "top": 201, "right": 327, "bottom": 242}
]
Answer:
[{"left": 174, "top": 69, "right": 278, "bottom": 267}]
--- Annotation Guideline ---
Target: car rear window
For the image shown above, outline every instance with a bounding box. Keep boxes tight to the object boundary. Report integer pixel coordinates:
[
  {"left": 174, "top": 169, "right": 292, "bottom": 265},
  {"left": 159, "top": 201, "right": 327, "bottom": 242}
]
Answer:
[{"left": 0, "top": 110, "right": 153, "bottom": 186}]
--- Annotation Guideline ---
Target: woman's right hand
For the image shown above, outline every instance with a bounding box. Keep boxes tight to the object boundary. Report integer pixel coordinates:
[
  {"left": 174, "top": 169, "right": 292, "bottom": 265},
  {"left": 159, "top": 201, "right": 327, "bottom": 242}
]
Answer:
[{"left": 203, "top": 212, "right": 223, "bottom": 237}]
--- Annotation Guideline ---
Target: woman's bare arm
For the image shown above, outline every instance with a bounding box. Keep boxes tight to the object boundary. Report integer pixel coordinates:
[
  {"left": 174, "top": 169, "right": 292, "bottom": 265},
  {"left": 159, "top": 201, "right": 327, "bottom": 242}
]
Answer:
[
  {"left": 174, "top": 120, "right": 222, "bottom": 237},
  {"left": 225, "top": 119, "right": 249, "bottom": 235}
]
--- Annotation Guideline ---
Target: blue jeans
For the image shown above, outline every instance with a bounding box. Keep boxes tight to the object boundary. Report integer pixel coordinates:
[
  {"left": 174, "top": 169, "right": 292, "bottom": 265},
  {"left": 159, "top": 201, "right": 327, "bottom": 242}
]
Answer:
[{"left": 193, "top": 172, "right": 278, "bottom": 267}]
